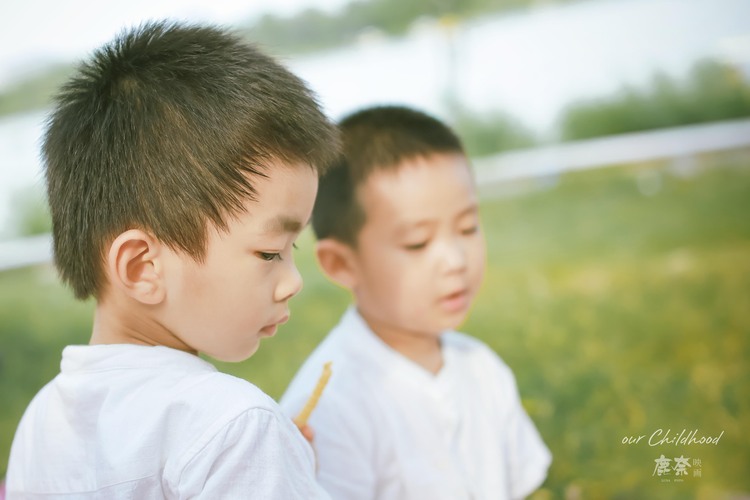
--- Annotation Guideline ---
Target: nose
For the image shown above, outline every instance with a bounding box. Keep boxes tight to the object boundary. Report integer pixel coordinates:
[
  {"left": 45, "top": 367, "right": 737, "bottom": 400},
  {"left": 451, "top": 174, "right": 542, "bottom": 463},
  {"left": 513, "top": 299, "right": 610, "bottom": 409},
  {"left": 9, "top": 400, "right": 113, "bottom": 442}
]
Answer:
[
  {"left": 439, "top": 237, "right": 467, "bottom": 274},
  {"left": 275, "top": 260, "right": 303, "bottom": 302}
]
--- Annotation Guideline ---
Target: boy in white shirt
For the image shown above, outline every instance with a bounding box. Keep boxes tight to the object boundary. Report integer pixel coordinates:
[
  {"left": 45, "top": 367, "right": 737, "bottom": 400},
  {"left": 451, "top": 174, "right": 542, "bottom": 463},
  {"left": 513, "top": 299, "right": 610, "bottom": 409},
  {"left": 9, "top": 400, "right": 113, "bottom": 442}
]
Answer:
[
  {"left": 281, "top": 105, "right": 551, "bottom": 499},
  {"left": 6, "top": 21, "right": 339, "bottom": 499}
]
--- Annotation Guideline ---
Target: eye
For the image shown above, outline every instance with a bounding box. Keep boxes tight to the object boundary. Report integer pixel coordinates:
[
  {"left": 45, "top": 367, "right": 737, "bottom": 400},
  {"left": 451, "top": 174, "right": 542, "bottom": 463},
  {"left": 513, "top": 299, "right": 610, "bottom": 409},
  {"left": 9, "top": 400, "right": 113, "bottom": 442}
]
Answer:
[
  {"left": 461, "top": 225, "right": 479, "bottom": 235},
  {"left": 258, "top": 252, "right": 282, "bottom": 262},
  {"left": 404, "top": 241, "right": 428, "bottom": 251}
]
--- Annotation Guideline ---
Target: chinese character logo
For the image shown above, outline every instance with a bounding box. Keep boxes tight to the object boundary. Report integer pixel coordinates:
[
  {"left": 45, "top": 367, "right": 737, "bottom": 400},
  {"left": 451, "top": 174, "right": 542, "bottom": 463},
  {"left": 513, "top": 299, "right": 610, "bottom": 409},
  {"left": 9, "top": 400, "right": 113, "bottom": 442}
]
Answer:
[
  {"left": 653, "top": 455, "right": 702, "bottom": 480},
  {"left": 653, "top": 455, "right": 672, "bottom": 476},
  {"left": 673, "top": 455, "right": 691, "bottom": 476},
  {"left": 693, "top": 458, "right": 702, "bottom": 477}
]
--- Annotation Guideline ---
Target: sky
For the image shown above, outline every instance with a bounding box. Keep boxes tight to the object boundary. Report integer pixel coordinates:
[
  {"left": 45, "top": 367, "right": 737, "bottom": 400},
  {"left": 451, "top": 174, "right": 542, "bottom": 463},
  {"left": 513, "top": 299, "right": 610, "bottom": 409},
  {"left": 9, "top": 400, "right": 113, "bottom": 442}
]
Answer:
[{"left": 0, "top": 0, "right": 349, "bottom": 88}]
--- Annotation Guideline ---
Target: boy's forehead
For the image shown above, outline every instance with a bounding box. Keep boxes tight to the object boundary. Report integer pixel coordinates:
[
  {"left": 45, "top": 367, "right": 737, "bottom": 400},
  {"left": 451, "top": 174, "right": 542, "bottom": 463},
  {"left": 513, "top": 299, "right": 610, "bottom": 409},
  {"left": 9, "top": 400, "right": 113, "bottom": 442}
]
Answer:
[
  {"left": 362, "top": 152, "right": 470, "bottom": 184},
  {"left": 234, "top": 161, "right": 316, "bottom": 234},
  {"left": 359, "top": 153, "right": 473, "bottom": 195},
  {"left": 356, "top": 156, "right": 477, "bottom": 226}
]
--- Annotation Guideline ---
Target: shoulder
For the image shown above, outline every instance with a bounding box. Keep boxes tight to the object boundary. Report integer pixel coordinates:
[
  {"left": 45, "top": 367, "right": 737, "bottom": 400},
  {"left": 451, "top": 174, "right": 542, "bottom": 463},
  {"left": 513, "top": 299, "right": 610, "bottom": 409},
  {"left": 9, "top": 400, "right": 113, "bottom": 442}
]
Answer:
[
  {"left": 102, "top": 356, "right": 289, "bottom": 455},
  {"left": 164, "top": 374, "right": 318, "bottom": 492},
  {"left": 194, "top": 371, "right": 277, "bottom": 407},
  {"left": 168, "top": 370, "right": 284, "bottom": 435},
  {"left": 169, "top": 392, "right": 321, "bottom": 497}
]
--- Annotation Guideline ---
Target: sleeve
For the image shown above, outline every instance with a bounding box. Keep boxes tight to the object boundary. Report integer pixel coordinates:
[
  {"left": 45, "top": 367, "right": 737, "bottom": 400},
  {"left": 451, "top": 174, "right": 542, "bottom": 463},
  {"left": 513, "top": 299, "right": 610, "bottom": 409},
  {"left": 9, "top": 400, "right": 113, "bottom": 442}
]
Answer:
[
  {"left": 172, "top": 408, "right": 331, "bottom": 499},
  {"left": 502, "top": 365, "right": 552, "bottom": 500}
]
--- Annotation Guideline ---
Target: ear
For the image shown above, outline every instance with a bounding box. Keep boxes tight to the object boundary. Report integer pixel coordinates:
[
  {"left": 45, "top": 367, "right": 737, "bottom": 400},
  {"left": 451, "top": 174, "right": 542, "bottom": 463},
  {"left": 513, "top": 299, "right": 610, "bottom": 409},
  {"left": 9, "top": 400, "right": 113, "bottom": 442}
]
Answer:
[
  {"left": 315, "top": 239, "right": 358, "bottom": 290},
  {"left": 106, "top": 229, "right": 165, "bottom": 305}
]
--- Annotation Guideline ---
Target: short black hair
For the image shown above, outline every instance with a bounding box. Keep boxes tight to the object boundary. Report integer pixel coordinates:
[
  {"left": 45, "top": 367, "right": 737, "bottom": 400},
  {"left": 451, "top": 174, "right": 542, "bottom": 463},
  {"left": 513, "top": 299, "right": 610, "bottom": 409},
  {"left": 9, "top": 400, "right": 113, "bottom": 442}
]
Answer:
[
  {"left": 44, "top": 21, "right": 340, "bottom": 299},
  {"left": 312, "top": 105, "right": 464, "bottom": 245}
]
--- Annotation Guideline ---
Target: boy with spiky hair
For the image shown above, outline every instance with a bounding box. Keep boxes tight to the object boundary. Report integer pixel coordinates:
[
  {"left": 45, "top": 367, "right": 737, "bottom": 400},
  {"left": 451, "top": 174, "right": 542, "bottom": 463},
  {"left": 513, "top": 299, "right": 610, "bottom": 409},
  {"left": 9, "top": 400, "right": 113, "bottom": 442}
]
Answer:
[
  {"left": 7, "top": 21, "right": 339, "bottom": 498},
  {"left": 281, "top": 105, "right": 551, "bottom": 499}
]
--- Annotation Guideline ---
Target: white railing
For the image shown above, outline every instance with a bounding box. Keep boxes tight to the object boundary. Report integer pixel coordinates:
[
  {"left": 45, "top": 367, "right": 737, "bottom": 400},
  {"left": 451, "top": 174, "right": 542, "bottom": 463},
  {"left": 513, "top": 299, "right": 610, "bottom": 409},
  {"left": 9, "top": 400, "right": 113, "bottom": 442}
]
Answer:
[
  {"left": 2, "top": 117, "right": 750, "bottom": 272},
  {"left": 473, "top": 117, "right": 750, "bottom": 186}
]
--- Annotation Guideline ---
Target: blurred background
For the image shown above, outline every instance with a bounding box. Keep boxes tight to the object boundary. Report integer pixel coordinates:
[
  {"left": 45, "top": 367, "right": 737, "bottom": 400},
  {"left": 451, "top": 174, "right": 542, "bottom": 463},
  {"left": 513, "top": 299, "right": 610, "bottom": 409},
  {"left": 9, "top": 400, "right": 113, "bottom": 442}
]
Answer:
[{"left": 1, "top": 0, "right": 749, "bottom": 497}]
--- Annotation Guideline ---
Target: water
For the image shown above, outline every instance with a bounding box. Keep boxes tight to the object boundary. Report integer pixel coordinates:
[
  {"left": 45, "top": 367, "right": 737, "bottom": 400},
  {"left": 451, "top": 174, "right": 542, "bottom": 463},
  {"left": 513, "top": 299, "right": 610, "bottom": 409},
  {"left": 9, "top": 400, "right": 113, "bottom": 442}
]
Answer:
[{"left": 1, "top": 0, "right": 748, "bottom": 237}]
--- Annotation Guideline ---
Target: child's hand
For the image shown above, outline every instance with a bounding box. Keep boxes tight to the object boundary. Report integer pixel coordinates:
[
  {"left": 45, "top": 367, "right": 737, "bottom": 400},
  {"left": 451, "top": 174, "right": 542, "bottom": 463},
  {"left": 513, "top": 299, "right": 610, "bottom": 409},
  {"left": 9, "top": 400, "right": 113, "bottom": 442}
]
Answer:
[{"left": 297, "top": 423, "right": 315, "bottom": 445}]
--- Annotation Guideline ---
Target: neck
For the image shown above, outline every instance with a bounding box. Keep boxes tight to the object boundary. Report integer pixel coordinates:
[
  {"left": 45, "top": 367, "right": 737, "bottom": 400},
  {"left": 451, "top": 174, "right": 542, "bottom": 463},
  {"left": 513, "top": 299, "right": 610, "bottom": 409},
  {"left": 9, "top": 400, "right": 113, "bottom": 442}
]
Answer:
[
  {"left": 357, "top": 308, "right": 444, "bottom": 375},
  {"left": 91, "top": 293, "right": 196, "bottom": 356}
]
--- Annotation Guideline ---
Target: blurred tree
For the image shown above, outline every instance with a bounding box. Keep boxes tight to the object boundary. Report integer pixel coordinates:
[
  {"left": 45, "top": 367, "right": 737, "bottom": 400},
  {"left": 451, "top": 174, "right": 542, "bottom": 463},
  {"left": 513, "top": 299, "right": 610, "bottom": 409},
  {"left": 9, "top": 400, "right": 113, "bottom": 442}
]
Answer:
[
  {"left": 685, "top": 60, "right": 750, "bottom": 122},
  {"left": 559, "top": 60, "right": 750, "bottom": 141},
  {"left": 250, "top": 8, "right": 351, "bottom": 55},
  {"left": 451, "top": 107, "right": 537, "bottom": 156},
  {"left": 242, "top": 0, "right": 555, "bottom": 55}
]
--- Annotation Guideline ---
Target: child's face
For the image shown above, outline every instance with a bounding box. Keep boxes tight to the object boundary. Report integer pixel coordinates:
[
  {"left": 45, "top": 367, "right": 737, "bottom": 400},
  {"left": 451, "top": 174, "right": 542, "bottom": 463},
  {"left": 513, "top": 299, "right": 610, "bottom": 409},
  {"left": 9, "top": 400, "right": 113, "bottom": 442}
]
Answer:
[
  {"left": 351, "top": 153, "right": 486, "bottom": 337},
  {"left": 158, "top": 161, "right": 318, "bottom": 362}
]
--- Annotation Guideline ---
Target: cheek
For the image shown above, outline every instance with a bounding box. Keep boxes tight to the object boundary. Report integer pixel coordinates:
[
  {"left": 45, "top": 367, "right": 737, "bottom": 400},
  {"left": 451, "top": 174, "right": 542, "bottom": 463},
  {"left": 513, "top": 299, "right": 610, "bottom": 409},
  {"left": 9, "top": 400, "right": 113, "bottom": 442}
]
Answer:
[
  {"left": 390, "top": 257, "right": 433, "bottom": 310},
  {"left": 469, "top": 239, "right": 487, "bottom": 281},
  {"left": 182, "top": 265, "right": 224, "bottom": 307},
  {"left": 360, "top": 250, "right": 414, "bottom": 299},
  {"left": 178, "top": 259, "right": 255, "bottom": 324}
]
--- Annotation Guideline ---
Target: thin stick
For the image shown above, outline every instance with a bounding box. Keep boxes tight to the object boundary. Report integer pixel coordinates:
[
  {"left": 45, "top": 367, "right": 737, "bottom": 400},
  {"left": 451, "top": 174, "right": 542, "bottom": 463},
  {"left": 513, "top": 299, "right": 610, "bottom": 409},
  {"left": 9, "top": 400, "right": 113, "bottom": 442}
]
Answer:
[{"left": 293, "top": 362, "right": 333, "bottom": 427}]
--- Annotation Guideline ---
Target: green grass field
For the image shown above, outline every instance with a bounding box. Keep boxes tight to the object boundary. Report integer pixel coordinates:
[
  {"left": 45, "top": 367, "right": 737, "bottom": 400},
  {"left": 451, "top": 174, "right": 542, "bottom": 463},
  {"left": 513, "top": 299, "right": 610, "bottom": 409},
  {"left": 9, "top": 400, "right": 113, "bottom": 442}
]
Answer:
[{"left": 1, "top": 152, "right": 748, "bottom": 498}]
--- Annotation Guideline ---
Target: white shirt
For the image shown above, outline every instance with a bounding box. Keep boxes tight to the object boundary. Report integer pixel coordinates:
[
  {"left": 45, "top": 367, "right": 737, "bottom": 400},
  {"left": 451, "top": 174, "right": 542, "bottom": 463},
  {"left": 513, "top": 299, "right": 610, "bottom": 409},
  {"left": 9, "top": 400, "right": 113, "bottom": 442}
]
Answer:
[
  {"left": 281, "top": 307, "right": 551, "bottom": 500},
  {"left": 7, "top": 344, "right": 329, "bottom": 500}
]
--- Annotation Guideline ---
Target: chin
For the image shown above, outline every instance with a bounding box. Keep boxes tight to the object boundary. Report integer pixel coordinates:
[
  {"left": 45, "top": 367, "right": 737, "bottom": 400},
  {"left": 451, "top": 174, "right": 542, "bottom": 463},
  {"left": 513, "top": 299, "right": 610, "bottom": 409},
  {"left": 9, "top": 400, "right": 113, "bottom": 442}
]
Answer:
[
  {"left": 442, "top": 311, "right": 470, "bottom": 331},
  {"left": 215, "top": 345, "right": 260, "bottom": 363},
  {"left": 239, "top": 345, "right": 261, "bottom": 361}
]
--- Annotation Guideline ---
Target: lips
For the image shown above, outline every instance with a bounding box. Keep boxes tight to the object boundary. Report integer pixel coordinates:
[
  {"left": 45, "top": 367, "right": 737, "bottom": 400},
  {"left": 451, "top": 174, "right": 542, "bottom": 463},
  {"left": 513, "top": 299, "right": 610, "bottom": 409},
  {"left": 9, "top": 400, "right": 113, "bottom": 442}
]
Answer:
[
  {"left": 276, "top": 314, "right": 290, "bottom": 326},
  {"left": 439, "top": 289, "right": 470, "bottom": 313},
  {"left": 259, "top": 314, "right": 290, "bottom": 337}
]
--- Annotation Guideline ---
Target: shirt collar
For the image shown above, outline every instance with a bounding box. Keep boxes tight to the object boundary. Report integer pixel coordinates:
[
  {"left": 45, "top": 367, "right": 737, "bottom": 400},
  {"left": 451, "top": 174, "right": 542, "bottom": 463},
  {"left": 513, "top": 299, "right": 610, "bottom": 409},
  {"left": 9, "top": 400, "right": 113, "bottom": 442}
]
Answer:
[
  {"left": 60, "top": 344, "right": 217, "bottom": 374},
  {"left": 335, "top": 306, "right": 454, "bottom": 385}
]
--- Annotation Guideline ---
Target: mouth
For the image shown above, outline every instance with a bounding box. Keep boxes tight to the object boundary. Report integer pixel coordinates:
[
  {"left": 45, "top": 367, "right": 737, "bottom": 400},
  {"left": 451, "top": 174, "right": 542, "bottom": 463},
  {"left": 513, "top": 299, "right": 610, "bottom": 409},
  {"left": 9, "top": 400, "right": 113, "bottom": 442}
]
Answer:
[
  {"left": 259, "top": 314, "right": 290, "bottom": 337},
  {"left": 439, "top": 289, "right": 470, "bottom": 313}
]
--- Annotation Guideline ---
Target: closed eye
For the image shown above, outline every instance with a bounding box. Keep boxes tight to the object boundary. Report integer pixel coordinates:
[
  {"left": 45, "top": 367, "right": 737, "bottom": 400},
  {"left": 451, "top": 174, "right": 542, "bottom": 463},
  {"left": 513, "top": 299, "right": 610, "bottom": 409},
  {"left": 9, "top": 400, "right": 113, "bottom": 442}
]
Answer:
[
  {"left": 258, "top": 242, "right": 298, "bottom": 261},
  {"left": 258, "top": 252, "right": 282, "bottom": 262},
  {"left": 404, "top": 241, "right": 428, "bottom": 251},
  {"left": 462, "top": 226, "right": 479, "bottom": 235}
]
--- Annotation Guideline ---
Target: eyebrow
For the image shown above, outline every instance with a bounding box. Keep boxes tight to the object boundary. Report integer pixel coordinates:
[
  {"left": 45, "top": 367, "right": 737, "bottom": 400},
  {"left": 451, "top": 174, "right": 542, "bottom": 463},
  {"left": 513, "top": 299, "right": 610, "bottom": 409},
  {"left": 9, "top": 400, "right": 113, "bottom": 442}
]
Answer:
[{"left": 263, "top": 215, "right": 308, "bottom": 235}]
